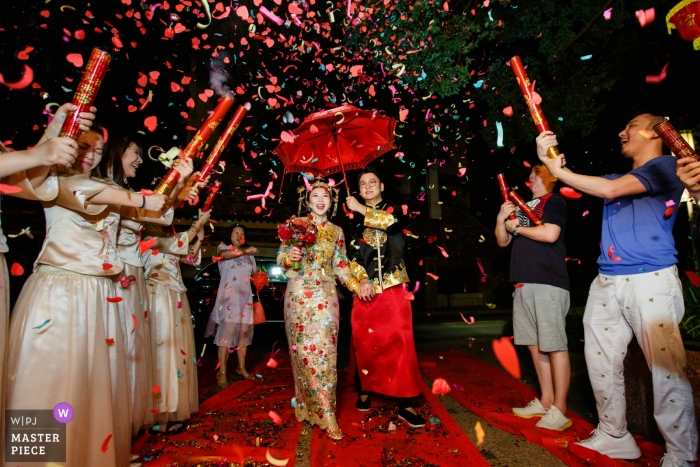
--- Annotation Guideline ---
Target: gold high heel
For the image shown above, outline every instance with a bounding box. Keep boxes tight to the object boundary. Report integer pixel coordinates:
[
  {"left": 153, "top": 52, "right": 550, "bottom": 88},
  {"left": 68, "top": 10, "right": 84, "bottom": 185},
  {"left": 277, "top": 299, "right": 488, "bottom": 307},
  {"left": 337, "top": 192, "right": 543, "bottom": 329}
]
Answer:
[
  {"left": 217, "top": 371, "right": 228, "bottom": 388},
  {"left": 236, "top": 367, "right": 255, "bottom": 380},
  {"left": 326, "top": 428, "right": 344, "bottom": 440}
]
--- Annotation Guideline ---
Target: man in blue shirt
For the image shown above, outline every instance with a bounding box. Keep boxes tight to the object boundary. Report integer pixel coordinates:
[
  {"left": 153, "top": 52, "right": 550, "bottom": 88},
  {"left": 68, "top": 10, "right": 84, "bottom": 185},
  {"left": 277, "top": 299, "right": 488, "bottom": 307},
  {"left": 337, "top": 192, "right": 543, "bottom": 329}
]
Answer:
[{"left": 537, "top": 114, "right": 697, "bottom": 467}]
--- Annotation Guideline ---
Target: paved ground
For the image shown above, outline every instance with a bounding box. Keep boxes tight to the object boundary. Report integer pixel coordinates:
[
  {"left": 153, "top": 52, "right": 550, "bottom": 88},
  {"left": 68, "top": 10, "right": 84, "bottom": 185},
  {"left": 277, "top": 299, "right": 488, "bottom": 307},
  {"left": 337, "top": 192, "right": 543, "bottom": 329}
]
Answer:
[{"left": 199, "top": 309, "right": 599, "bottom": 466}]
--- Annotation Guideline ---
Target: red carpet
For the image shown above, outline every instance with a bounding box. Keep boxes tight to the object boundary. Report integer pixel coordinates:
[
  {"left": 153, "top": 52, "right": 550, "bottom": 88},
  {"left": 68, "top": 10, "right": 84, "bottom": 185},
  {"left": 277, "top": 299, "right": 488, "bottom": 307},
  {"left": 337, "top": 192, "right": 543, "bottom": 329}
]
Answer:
[
  {"left": 419, "top": 349, "right": 667, "bottom": 467},
  {"left": 309, "top": 381, "right": 489, "bottom": 467},
  {"left": 135, "top": 352, "right": 302, "bottom": 467}
]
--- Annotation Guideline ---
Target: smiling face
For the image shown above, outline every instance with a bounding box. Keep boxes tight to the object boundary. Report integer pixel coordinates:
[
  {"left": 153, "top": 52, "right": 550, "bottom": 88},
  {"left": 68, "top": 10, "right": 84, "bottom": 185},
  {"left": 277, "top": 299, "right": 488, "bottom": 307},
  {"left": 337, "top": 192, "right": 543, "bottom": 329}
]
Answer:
[
  {"left": 358, "top": 172, "right": 384, "bottom": 205},
  {"left": 121, "top": 142, "right": 143, "bottom": 179},
  {"left": 308, "top": 187, "right": 331, "bottom": 217},
  {"left": 618, "top": 114, "right": 661, "bottom": 159},
  {"left": 528, "top": 164, "right": 557, "bottom": 198},
  {"left": 72, "top": 130, "right": 104, "bottom": 174},
  {"left": 230, "top": 226, "right": 246, "bottom": 247}
]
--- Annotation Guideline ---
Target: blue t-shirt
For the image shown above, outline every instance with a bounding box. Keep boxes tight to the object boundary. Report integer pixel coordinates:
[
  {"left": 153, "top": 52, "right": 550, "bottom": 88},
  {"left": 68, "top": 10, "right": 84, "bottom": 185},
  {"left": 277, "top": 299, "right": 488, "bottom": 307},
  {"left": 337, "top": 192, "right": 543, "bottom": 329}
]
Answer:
[{"left": 597, "top": 155, "right": 684, "bottom": 275}]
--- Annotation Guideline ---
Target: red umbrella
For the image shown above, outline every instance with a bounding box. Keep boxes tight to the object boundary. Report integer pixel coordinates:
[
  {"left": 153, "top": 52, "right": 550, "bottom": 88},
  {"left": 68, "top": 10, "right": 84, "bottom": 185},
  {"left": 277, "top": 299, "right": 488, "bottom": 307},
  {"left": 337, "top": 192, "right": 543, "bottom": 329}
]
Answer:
[{"left": 273, "top": 104, "right": 397, "bottom": 194}]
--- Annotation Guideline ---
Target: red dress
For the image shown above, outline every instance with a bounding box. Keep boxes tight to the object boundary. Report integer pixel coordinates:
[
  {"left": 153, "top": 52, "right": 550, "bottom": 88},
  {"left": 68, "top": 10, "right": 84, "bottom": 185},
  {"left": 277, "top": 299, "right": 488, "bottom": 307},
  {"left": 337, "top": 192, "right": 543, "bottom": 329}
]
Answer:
[{"left": 351, "top": 287, "right": 423, "bottom": 397}]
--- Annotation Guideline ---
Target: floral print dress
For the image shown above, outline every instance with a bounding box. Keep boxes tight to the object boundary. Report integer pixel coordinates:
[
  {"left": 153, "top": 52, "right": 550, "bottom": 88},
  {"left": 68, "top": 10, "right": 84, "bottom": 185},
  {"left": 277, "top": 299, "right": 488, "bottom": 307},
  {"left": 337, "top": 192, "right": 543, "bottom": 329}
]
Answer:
[{"left": 277, "top": 217, "right": 360, "bottom": 433}]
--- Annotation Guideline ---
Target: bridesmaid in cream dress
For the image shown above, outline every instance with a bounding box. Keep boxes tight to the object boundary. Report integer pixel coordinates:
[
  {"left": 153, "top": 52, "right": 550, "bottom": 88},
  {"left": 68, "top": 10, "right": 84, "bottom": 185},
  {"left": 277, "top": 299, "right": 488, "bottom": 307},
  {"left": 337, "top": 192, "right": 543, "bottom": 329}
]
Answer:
[
  {"left": 0, "top": 102, "right": 95, "bottom": 458},
  {"left": 96, "top": 135, "right": 197, "bottom": 435},
  {"left": 142, "top": 211, "right": 209, "bottom": 430},
  {"left": 5, "top": 124, "right": 167, "bottom": 467}
]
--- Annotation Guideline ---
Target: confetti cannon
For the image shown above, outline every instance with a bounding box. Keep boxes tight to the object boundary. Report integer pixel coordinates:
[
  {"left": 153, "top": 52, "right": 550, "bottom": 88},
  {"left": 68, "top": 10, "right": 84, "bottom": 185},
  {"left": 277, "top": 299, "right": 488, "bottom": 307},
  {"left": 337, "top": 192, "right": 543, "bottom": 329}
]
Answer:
[
  {"left": 510, "top": 55, "right": 560, "bottom": 159},
  {"left": 57, "top": 48, "right": 111, "bottom": 167},
  {"left": 508, "top": 190, "right": 543, "bottom": 226},
  {"left": 496, "top": 174, "right": 516, "bottom": 220},
  {"left": 653, "top": 118, "right": 699, "bottom": 161},
  {"left": 155, "top": 94, "right": 235, "bottom": 195},
  {"left": 201, "top": 180, "right": 221, "bottom": 212},
  {"left": 195, "top": 103, "right": 251, "bottom": 184}
]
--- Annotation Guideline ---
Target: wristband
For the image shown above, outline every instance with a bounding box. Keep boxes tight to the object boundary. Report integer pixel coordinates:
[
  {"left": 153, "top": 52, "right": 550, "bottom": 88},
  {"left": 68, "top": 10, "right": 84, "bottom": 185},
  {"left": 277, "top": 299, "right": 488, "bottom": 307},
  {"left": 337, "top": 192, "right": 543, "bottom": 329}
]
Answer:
[{"left": 141, "top": 195, "right": 147, "bottom": 208}]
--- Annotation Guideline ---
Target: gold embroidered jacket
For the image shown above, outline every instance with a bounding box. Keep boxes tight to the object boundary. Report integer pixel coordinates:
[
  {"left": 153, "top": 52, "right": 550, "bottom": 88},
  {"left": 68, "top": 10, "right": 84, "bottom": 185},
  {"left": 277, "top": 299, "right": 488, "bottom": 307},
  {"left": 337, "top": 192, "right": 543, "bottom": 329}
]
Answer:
[{"left": 347, "top": 200, "right": 409, "bottom": 293}]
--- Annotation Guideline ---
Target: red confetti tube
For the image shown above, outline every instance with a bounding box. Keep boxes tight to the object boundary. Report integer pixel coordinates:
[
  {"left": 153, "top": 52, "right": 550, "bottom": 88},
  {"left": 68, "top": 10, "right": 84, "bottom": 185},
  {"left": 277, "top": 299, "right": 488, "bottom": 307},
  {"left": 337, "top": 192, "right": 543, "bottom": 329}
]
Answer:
[
  {"left": 59, "top": 48, "right": 112, "bottom": 141},
  {"left": 196, "top": 103, "right": 251, "bottom": 183},
  {"left": 508, "top": 190, "right": 543, "bottom": 226},
  {"left": 155, "top": 94, "right": 235, "bottom": 195},
  {"left": 510, "top": 55, "right": 560, "bottom": 159},
  {"left": 653, "top": 119, "right": 699, "bottom": 161},
  {"left": 201, "top": 180, "right": 221, "bottom": 212},
  {"left": 497, "top": 174, "right": 516, "bottom": 220}
]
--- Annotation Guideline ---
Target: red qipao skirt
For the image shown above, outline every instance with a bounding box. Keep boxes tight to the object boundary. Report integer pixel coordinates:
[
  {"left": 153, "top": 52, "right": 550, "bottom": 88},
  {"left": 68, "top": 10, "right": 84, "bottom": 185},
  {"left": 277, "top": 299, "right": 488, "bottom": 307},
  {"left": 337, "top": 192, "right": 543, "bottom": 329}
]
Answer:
[{"left": 351, "top": 285, "right": 424, "bottom": 398}]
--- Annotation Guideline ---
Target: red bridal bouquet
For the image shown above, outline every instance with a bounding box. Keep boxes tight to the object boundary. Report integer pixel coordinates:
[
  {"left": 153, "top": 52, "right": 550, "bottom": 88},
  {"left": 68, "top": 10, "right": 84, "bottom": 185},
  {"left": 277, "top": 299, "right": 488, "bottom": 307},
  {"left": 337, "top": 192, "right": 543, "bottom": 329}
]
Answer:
[{"left": 278, "top": 215, "right": 318, "bottom": 270}]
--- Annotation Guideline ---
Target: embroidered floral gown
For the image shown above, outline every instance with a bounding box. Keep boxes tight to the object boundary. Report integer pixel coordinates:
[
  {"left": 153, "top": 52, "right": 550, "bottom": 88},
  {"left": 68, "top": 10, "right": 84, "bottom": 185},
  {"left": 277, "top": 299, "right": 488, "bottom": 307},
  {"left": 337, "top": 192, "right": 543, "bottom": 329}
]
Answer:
[{"left": 276, "top": 218, "right": 360, "bottom": 433}]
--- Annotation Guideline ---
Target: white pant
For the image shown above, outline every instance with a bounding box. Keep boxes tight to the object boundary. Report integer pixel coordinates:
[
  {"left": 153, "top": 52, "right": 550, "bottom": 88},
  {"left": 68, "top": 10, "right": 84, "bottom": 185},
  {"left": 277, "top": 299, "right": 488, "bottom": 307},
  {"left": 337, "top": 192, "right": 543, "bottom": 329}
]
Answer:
[{"left": 583, "top": 266, "right": 697, "bottom": 460}]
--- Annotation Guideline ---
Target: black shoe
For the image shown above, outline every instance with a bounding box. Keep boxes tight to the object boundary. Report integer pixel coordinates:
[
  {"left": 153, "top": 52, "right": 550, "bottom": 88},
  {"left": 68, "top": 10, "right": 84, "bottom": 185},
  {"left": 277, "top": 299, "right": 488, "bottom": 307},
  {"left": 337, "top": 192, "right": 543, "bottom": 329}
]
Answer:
[
  {"left": 356, "top": 395, "right": 371, "bottom": 411},
  {"left": 398, "top": 408, "right": 425, "bottom": 428}
]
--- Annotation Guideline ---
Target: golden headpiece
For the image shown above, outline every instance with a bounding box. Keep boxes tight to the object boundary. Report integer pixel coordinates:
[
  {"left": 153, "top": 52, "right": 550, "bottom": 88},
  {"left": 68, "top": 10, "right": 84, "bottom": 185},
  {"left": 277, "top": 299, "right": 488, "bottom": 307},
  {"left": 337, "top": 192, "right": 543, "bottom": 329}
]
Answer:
[{"left": 298, "top": 177, "right": 340, "bottom": 217}]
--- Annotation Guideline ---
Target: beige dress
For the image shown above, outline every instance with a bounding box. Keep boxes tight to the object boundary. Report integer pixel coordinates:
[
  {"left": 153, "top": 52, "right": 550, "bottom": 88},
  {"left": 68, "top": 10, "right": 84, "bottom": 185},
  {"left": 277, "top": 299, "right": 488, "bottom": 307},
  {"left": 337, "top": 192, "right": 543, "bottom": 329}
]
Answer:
[
  {"left": 143, "top": 232, "right": 199, "bottom": 424},
  {"left": 6, "top": 170, "right": 130, "bottom": 467},
  {"left": 0, "top": 168, "right": 58, "bottom": 461},
  {"left": 115, "top": 203, "right": 174, "bottom": 435}
]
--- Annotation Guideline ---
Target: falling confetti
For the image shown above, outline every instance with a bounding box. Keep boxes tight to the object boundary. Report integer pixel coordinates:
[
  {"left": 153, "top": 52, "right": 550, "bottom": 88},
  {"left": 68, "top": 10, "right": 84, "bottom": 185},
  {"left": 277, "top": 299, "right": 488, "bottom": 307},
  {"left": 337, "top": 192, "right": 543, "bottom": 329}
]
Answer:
[
  {"left": 475, "top": 421, "right": 485, "bottom": 446},
  {"left": 492, "top": 336, "right": 521, "bottom": 379}
]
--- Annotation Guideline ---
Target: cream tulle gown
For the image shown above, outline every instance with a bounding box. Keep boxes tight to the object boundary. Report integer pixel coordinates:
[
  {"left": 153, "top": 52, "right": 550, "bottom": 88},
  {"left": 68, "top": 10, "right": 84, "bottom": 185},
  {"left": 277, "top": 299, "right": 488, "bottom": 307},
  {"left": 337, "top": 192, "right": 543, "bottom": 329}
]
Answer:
[
  {"left": 143, "top": 232, "right": 199, "bottom": 425},
  {"left": 6, "top": 171, "right": 132, "bottom": 467},
  {"left": 114, "top": 203, "right": 173, "bottom": 435},
  {"left": 0, "top": 167, "right": 59, "bottom": 460}
]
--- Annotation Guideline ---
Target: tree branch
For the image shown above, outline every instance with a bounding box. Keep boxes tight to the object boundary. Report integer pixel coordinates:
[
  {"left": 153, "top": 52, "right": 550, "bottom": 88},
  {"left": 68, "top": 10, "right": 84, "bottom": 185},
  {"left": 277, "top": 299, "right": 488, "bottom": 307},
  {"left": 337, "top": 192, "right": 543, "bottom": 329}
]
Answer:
[{"left": 558, "top": 0, "right": 616, "bottom": 53}]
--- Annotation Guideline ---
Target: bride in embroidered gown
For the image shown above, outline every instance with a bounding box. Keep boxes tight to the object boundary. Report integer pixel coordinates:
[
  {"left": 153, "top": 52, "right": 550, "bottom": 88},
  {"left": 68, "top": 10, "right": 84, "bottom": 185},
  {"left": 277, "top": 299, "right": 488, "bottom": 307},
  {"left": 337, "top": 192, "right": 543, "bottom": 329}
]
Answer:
[{"left": 277, "top": 181, "right": 361, "bottom": 440}]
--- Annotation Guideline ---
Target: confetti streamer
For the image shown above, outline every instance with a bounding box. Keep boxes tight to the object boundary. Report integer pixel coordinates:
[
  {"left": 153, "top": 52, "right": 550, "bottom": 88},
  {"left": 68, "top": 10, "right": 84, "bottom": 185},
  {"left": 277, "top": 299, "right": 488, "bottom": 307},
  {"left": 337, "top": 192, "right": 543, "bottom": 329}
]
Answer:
[
  {"left": 33, "top": 319, "right": 51, "bottom": 330},
  {"left": 265, "top": 449, "right": 289, "bottom": 466},
  {"left": 0, "top": 64, "right": 34, "bottom": 89}
]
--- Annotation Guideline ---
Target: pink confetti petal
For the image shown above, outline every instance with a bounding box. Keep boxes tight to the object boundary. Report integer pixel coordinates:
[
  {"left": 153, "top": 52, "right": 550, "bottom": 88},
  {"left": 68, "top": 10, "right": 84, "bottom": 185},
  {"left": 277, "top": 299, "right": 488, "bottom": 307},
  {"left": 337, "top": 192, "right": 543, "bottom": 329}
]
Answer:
[
  {"left": 492, "top": 336, "right": 521, "bottom": 379},
  {"left": 432, "top": 378, "right": 451, "bottom": 396},
  {"left": 646, "top": 62, "right": 668, "bottom": 84}
]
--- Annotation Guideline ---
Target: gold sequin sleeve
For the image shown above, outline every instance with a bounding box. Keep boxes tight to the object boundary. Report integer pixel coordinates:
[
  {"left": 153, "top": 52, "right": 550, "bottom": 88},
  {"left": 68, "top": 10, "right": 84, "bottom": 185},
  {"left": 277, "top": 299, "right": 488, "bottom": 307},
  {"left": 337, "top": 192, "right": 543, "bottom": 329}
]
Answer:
[
  {"left": 348, "top": 259, "right": 370, "bottom": 287},
  {"left": 364, "top": 207, "right": 396, "bottom": 231},
  {"left": 277, "top": 240, "right": 293, "bottom": 269},
  {"left": 331, "top": 228, "right": 359, "bottom": 293}
]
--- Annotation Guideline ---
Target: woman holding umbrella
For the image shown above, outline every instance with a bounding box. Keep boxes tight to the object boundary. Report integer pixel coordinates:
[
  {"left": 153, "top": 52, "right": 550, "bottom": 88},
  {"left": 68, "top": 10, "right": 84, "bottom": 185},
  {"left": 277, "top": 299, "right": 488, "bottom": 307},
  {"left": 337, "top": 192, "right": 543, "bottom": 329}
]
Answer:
[{"left": 277, "top": 179, "right": 363, "bottom": 440}]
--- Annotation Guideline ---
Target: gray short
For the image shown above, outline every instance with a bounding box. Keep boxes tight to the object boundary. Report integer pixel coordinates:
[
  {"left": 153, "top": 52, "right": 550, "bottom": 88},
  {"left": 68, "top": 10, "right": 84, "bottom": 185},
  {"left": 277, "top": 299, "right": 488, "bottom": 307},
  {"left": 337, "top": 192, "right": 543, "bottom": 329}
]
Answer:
[{"left": 513, "top": 283, "right": 570, "bottom": 352}]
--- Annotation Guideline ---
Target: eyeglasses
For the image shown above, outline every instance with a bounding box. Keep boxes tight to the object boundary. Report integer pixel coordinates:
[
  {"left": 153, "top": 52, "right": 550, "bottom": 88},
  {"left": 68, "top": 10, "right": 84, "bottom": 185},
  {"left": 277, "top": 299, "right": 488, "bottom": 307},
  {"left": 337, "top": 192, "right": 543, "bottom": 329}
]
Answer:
[{"left": 359, "top": 179, "right": 378, "bottom": 189}]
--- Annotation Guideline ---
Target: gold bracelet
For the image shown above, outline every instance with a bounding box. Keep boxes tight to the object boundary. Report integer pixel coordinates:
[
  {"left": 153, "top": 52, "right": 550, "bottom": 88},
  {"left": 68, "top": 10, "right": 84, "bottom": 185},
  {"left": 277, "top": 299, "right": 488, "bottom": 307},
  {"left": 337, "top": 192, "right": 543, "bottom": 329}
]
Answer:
[{"left": 283, "top": 255, "right": 293, "bottom": 268}]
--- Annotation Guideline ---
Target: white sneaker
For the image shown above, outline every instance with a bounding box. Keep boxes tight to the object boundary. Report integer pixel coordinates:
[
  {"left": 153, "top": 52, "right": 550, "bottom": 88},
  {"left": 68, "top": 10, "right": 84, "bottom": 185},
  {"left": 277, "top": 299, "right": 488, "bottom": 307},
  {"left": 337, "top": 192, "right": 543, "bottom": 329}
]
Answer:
[
  {"left": 512, "top": 398, "right": 548, "bottom": 419},
  {"left": 574, "top": 425, "right": 641, "bottom": 459},
  {"left": 659, "top": 453, "right": 695, "bottom": 467},
  {"left": 536, "top": 405, "right": 572, "bottom": 431}
]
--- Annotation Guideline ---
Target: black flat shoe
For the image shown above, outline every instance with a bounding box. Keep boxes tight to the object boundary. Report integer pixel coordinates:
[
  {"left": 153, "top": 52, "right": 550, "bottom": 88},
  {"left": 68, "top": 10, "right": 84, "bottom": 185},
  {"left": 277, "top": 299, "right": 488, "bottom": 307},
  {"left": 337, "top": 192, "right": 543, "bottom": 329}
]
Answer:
[
  {"left": 398, "top": 408, "right": 425, "bottom": 428},
  {"left": 356, "top": 395, "right": 371, "bottom": 412}
]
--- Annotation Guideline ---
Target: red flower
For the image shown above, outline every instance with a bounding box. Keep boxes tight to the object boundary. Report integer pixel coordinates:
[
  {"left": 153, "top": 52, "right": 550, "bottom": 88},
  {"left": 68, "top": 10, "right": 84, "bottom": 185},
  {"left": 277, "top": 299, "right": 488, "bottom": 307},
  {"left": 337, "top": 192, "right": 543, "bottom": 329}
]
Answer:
[
  {"left": 337, "top": 261, "right": 347, "bottom": 269},
  {"left": 311, "top": 368, "right": 316, "bottom": 375},
  {"left": 309, "top": 344, "right": 316, "bottom": 352},
  {"left": 278, "top": 227, "right": 294, "bottom": 240},
  {"left": 303, "top": 358, "right": 309, "bottom": 365},
  {"left": 318, "top": 303, "right": 324, "bottom": 310}
]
